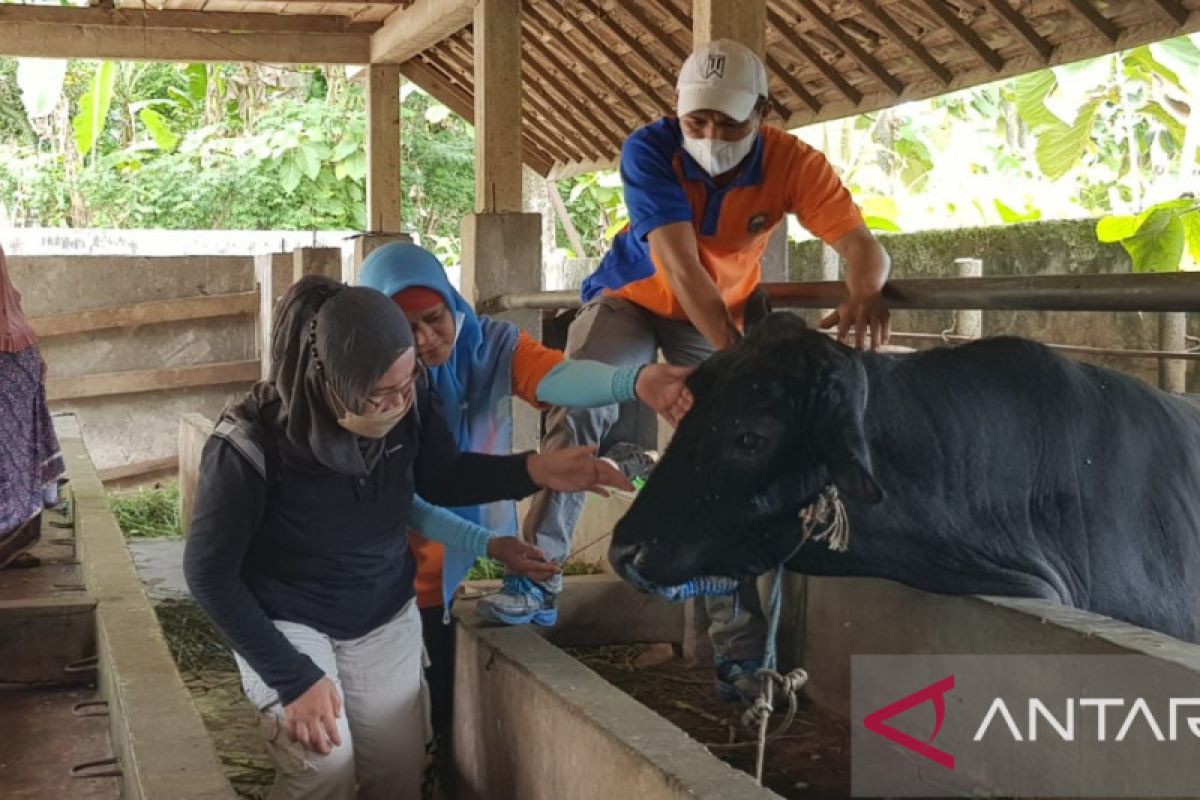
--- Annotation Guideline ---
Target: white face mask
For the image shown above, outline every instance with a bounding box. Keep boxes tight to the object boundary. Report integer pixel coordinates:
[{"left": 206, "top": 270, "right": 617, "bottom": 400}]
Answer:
[{"left": 682, "top": 128, "right": 758, "bottom": 177}]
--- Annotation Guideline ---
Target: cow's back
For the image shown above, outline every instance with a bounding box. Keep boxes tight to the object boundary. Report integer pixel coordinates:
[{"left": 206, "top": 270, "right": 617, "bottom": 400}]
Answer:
[{"left": 847, "top": 337, "right": 1200, "bottom": 642}]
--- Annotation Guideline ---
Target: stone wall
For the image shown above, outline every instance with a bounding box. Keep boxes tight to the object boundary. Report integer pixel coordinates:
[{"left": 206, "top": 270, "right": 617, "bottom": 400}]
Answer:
[
  {"left": 790, "top": 218, "right": 1192, "bottom": 391},
  {"left": 8, "top": 254, "right": 258, "bottom": 475}
]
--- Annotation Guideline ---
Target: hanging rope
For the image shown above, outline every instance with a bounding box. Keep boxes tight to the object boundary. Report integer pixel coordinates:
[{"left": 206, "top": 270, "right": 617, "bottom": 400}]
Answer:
[{"left": 740, "top": 565, "right": 811, "bottom": 785}]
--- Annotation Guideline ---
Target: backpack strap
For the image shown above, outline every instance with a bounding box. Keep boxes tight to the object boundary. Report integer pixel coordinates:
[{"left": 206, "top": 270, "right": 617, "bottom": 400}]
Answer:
[{"left": 213, "top": 418, "right": 272, "bottom": 482}]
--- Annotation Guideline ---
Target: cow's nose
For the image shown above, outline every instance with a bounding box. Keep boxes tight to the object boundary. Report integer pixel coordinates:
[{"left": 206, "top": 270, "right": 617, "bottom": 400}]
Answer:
[{"left": 607, "top": 541, "right": 645, "bottom": 580}]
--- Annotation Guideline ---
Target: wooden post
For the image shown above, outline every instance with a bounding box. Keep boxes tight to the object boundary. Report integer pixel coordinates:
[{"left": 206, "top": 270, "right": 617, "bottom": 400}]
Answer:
[
  {"left": 255, "top": 252, "right": 292, "bottom": 380},
  {"left": 1158, "top": 312, "right": 1187, "bottom": 393},
  {"left": 692, "top": 0, "right": 766, "bottom": 56},
  {"left": 178, "top": 413, "right": 215, "bottom": 537},
  {"left": 292, "top": 246, "right": 341, "bottom": 284},
  {"left": 473, "top": 0, "right": 523, "bottom": 213},
  {"left": 954, "top": 257, "right": 983, "bottom": 339},
  {"left": 820, "top": 242, "right": 840, "bottom": 320},
  {"left": 366, "top": 64, "right": 402, "bottom": 233}
]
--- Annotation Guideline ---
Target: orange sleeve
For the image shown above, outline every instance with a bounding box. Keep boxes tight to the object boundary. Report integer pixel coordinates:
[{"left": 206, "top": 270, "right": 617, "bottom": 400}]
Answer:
[
  {"left": 511, "top": 331, "right": 566, "bottom": 408},
  {"left": 788, "top": 142, "right": 865, "bottom": 245}
]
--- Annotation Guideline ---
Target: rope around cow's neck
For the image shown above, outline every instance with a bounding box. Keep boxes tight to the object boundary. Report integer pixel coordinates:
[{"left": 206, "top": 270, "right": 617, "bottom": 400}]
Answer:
[{"left": 637, "top": 485, "right": 848, "bottom": 785}]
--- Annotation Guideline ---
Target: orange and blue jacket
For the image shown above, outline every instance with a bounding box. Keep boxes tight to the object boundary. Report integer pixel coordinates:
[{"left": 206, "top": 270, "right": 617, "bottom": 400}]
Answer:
[{"left": 580, "top": 117, "right": 865, "bottom": 320}]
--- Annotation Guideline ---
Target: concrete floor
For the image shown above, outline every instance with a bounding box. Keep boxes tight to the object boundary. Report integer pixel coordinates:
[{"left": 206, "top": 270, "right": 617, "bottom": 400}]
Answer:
[{"left": 128, "top": 538, "right": 190, "bottom": 601}]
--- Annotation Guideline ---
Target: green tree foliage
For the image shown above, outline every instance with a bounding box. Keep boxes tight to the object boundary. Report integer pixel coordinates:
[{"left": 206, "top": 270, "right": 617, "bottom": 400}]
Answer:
[{"left": 0, "top": 61, "right": 474, "bottom": 263}]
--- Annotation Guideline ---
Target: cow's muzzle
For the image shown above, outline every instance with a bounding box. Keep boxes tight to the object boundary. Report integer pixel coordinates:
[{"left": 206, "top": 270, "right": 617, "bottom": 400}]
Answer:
[{"left": 607, "top": 541, "right": 645, "bottom": 584}]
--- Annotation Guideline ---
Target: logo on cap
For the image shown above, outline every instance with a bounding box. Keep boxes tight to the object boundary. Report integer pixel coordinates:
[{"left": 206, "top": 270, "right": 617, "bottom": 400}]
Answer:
[{"left": 702, "top": 54, "right": 727, "bottom": 79}]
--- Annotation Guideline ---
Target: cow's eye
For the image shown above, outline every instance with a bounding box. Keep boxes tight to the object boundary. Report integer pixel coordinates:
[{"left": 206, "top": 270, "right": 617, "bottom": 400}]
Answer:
[{"left": 735, "top": 432, "right": 767, "bottom": 454}]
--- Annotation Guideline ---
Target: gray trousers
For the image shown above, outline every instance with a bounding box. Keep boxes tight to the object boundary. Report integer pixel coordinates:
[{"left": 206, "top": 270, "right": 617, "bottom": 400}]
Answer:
[{"left": 522, "top": 296, "right": 767, "bottom": 662}]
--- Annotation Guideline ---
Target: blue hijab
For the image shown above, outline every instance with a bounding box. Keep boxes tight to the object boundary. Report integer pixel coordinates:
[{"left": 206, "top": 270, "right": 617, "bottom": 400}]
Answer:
[{"left": 358, "top": 243, "right": 521, "bottom": 608}]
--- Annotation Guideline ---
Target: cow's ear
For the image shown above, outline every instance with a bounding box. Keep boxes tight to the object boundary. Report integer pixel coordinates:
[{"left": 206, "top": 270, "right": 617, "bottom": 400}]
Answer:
[
  {"left": 686, "top": 350, "right": 736, "bottom": 399},
  {"left": 827, "top": 427, "right": 884, "bottom": 504},
  {"left": 812, "top": 352, "right": 884, "bottom": 504}
]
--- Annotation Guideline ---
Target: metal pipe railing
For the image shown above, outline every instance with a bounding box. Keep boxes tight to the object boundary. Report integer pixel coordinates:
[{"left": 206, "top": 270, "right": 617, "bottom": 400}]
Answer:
[
  {"left": 479, "top": 273, "right": 1200, "bottom": 314},
  {"left": 887, "top": 331, "right": 1200, "bottom": 362}
]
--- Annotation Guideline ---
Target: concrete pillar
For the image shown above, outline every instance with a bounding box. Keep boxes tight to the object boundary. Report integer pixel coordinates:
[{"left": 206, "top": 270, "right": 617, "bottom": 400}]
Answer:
[
  {"left": 254, "top": 252, "right": 292, "bottom": 379},
  {"left": 293, "top": 246, "right": 341, "bottom": 284},
  {"left": 819, "top": 242, "right": 841, "bottom": 320},
  {"left": 347, "top": 232, "right": 413, "bottom": 284},
  {"left": 366, "top": 64, "right": 402, "bottom": 234},
  {"left": 473, "top": 0, "right": 523, "bottom": 213},
  {"left": 954, "top": 257, "right": 983, "bottom": 339},
  {"left": 693, "top": 0, "right": 766, "bottom": 55},
  {"left": 177, "top": 413, "right": 215, "bottom": 537},
  {"left": 1158, "top": 312, "right": 1187, "bottom": 393},
  {"left": 760, "top": 223, "right": 789, "bottom": 282},
  {"left": 461, "top": 212, "right": 542, "bottom": 453}
]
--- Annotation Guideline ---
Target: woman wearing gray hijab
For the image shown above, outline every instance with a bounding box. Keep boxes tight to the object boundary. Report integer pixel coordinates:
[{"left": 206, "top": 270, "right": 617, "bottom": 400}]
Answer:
[{"left": 184, "top": 276, "right": 628, "bottom": 800}]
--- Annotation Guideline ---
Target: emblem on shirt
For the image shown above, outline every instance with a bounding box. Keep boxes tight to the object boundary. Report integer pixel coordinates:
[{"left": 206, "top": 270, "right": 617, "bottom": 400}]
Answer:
[
  {"left": 748, "top": 213, "right": 769, "bottom": 233},
  {"left": 703, "top": 54, "right": 727, "bottom": 79}
]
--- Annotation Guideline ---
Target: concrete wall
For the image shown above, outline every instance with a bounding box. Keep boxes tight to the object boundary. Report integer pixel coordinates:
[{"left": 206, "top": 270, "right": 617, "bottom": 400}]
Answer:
[
  {"left": 452, "top": 617, "right": 777, "bottom": 800},
  {"left": 790, "top": 218, "right": 1190, "bottom": 390},
  {"left": 797, "top": 576, "right": 1200, "bottom": 718},
  {"left": 8, "top": 254, "right": 258, "bottom": 473}
]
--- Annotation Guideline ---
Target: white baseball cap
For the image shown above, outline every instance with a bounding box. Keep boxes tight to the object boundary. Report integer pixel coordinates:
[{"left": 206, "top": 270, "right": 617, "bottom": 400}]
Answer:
[{"left": 676, "top": 38, "right": 769, "bottom": 122}]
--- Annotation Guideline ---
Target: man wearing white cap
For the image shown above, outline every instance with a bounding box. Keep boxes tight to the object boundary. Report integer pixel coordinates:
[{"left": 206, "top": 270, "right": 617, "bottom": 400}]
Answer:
[{"left": 479, "top": 38, "right": 890, "bottom": 703}]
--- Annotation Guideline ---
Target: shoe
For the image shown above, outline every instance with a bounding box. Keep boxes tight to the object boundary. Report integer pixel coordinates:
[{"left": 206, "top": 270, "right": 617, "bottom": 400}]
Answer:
[
  {"left": 475, "top": 575, "right": 558, "bottom": 626},
  {"left": 601, "top": 442, "right": 658, "bottom": 490},
  {"left": 0, "top": 516, "right": 42, "bottom": 570},
  {"left": 715, "top": 657, "right": 766, "bottom": 705}
]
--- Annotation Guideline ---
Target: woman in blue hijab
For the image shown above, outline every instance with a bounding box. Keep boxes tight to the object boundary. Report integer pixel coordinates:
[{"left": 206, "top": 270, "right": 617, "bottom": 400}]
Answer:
[{"left": 358, "top": 242, "right": 691, "bottom": 747}]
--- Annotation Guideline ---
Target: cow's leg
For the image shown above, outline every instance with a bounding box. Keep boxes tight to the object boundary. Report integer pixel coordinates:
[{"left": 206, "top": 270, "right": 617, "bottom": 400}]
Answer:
[{"left": 478, "top": 298, "right": 658, "bottom": 626}]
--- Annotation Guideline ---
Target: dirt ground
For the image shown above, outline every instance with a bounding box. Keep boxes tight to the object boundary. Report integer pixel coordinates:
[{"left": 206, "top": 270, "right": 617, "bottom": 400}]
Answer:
[
  {"left": 156, "top": 601, "right": 849, "bottom": 799},
  {"left": 567, "top": 644, "right": 851, "bottom": 799},
  {"left": 155, "top": 601, "right": 272, "bottom": 799}
]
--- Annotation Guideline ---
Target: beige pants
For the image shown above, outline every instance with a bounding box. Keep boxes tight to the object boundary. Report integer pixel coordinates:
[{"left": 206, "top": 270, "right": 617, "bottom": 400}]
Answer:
[{"left": 236, "top": 599, "right": 431, "bottom": 800}]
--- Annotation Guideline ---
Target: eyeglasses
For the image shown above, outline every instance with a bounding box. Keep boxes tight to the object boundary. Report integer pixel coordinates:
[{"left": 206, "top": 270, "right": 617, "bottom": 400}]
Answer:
[{"left": 362, "top": 364, "right": 421, "bottom": 412}]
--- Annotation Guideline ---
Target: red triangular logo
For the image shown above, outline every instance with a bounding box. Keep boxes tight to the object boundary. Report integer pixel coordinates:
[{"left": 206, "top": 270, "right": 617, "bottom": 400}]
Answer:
[{"left": 863, "top": 674, "right": 956, "bottom": 770}]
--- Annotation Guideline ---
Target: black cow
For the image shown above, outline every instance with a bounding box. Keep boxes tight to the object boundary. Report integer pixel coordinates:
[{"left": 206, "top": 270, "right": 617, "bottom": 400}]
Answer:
[{"left": 609, "top": 312, "right": 1200, "bottom": 643}]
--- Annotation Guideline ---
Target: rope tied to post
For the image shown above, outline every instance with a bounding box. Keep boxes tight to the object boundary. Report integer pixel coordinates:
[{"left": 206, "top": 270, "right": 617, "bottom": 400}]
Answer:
[{"left": 741, "top": 565, "right": 811, "bottom": 786}]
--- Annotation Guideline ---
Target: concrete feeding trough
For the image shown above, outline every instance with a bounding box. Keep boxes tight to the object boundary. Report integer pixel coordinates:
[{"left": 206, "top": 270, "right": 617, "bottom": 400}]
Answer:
[
  {"left": 0, "top": 416, "right": 235, "bottom": 800},
  {"left": 449, "top": 497, "right": 1200, "bottom": 800}
]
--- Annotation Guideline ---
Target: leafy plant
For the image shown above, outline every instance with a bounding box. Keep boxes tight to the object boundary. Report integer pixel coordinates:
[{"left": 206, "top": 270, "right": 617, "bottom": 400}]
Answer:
[
  {"left": 110, "top": 484, "right": 182, "bottom": 539},
  {"left": 1096, "top": 196, "right": 1200, "bottom": 272}
]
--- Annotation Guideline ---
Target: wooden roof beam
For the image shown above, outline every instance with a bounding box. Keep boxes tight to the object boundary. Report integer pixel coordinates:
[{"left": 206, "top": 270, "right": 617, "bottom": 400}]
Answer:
[
  {"left": 577, "top": 0, "right": 679, "bottom": 106},
  {"left": 521, "top": 21, "right": 632, "bottom": 142},
  {"left": 914, "top": 0, "right": 1005, "bottom": 72},
  {"left": 439, "top": 36, "right": 593, "bottom": 162},
  {"left": 764, "top": 53, "right": 821, "bottom": 113},
  {"left": 614, "top": 1, "right": 689, "bottom": 65},
  {"left": 1148, "top": 0, "right": 1190, "bottom": 26},
  {"left": 857, "top": 0, "right": 952, "bottom": 85},
  {"left": 648, "top": 0, "right": 797, "bottom": 116},
  {"left": 792, "top": 0, "right": 905, "bottom": 95},
  {"left": 371, "top": 0, "right": 472, "bottom": 64},
  {"left": 1062, "top": 0, "right": 1120, "bottom": 43},
  {"left": 0, "top": 4, "right": 369, "bottom": 62},
  {"left": 523, "top": 2, "right": 650, "bottom": 121},
  {"left": 400, "top": 57, "right": 556, "bottom": 173},
  {"left": 440, "top": 38, "right": 594, "bottom": 163},
  {"left": 538, "top": 2, "right": 671, "bottom": 117},
  {"left": 517, "top": 41, "right": 626, "bottom": 152},
  {"left": 981, "top": 0, "right": 1054, "bottom": 61},
  {"left": 0, "top": 4, "right": 377, "bottom": 33},
  {"left": 766, "top": 6, "right": 863, "bottom": 105}
]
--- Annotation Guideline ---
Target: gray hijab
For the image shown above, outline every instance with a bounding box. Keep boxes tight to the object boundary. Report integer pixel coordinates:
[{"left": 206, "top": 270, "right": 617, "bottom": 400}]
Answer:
[{"left": 228, "top": 275, "right": 415, "bottom": 476}]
